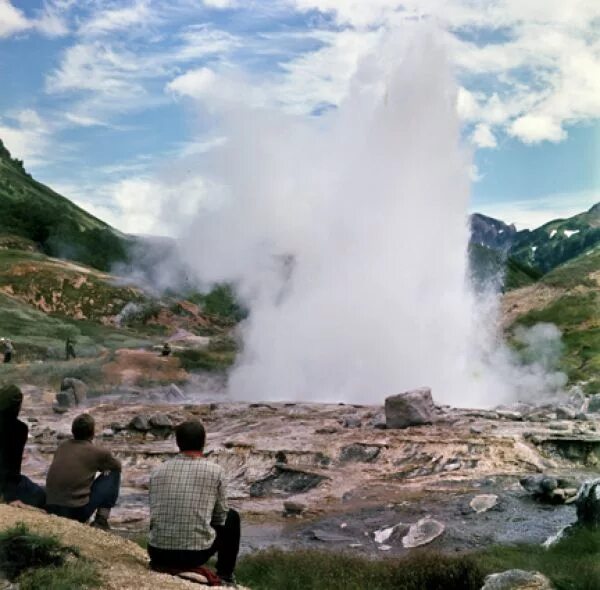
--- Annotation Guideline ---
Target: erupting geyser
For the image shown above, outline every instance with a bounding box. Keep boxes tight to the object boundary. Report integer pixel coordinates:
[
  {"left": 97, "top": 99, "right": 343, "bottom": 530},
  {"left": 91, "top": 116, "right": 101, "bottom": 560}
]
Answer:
[{"left": 178, "top": 29, "right": 565, "bottom": 407}]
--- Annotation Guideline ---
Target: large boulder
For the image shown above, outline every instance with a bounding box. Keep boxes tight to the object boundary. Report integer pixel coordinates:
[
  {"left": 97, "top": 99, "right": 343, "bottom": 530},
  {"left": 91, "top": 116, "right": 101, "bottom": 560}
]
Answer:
[
  {"left": 128, "top": 414, "right": 151, "bottom": 432},
  {"left": 53, "top": 389, "right": 76, "bottom": 411},
  {"left": 480, "top": 570, "right": 554, "bottom": 590},
  {"left": 385, "top": 387, "right": 435, "bottom": 429},
  {"left": 61, "top": 378, "right": 88, "bottom": 405}
]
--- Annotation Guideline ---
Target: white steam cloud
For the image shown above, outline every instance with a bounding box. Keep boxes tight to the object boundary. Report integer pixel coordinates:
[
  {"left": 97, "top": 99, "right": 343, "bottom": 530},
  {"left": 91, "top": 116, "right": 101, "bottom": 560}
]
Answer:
[{"left": 170, "top": 28, "right": 565, "bottom": 407}]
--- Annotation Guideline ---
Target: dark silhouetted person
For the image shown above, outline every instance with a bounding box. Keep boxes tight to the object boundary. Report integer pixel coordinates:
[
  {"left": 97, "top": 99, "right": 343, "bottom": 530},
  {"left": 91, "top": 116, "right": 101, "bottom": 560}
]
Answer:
[
  {"left": 2, "top": 339, "right": 14, "bottom": 363},
  {"left": 45, "top": 413, "right": 121, "bottom": 530},
  {"left": 161, "top": 342, "right": 171, "bottom": 357},
  {"left": 65, "top": 338, "right": 76, "bottom": 360},
  {"left": 0, "top": 384, "right": 46, "bottom": 507},
  {"left": 148, "top": 420, "right": 240, "bottom": 587}
]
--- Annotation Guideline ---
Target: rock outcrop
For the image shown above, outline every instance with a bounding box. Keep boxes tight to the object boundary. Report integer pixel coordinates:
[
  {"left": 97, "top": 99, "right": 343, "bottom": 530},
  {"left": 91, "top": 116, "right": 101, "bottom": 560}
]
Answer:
[{"left": 385, "top": 387, "right": 436, "bottom": 429}]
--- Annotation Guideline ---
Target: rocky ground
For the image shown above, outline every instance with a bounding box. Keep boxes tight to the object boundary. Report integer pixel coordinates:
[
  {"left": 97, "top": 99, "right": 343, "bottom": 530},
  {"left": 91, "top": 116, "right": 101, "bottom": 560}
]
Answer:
[{"left": 17, "top": 378, "right": 600, "bottom": 558}]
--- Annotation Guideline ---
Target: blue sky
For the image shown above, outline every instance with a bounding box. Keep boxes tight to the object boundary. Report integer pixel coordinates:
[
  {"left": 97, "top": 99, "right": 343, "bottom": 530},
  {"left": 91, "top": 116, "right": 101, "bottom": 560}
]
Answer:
[{"left": 1, "top": 0, "right": 599, "bottom": 233}]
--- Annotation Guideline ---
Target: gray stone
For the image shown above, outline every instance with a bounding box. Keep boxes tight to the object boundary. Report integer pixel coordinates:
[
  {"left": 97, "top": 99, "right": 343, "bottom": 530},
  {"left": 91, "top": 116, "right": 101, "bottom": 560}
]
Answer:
[
  {"left": 402, "top": 518, "right": 445, "bottom": 548},
  {"left": 496, "top": 410, "right": 523, "bottom": 421},
  {"left": 555, "top": 406, "right": 577, "bottom": 420},
  {"left": 520, "top": 475, "right": 560, "bottom": 501},
  {"left": 587, "top": 394, "right": 600, "bottom": 413},
  {"left": 166, "top": 383, "right": 185, "bottom": 400},
  {"left": 283, "top": 501, "right": 307, "bottom": 516},
  {"left": 470, "top": 494, "right": 498, "bottom": 513},
  {"left": 149, "top": 413, "right": 173, "bottom": 429},
  {"left": 385, "top": 387, "right": 435, "bottom": 429},
  {"left": 55, "top": 389, "right": 76, "bottom": 408},
  {"left": 340, "top": 415, "right": 362, "bottom": 429},
  {"left": 338, "top": 443, "right": 380, "bottom": 463},
  {"left": 128, "top": 414, "right": 151, "bottom": 432},
  {"left": 371, "top": 414, "right": 387, "bottom": 429},
  {"left": 101, "top": 428, "right": 114, "bottom": 438},
  {"left": 61, "top": 377, "right": 88, "bottom": 404},
  {"left": 481, "top": 569, "right": 554, "bottom": 590}
]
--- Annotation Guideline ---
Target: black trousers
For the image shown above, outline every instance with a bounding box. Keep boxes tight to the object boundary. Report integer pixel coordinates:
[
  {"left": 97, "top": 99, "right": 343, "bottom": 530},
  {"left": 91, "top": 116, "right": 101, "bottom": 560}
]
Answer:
[{"left": 148, "top": 509, "right": 240, "bottom": 578}]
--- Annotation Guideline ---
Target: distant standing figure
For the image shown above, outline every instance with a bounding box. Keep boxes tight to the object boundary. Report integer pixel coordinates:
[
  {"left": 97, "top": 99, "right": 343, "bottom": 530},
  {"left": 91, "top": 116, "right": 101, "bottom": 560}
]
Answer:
[
  {"left": 2, "top": 339, "right": 14, "bottom": 364},
  {"left": 65, "top": 338, "right": 76, "bottom": 360},
  {"left": 45, "top": 413, "right": 121, "bottom": 530},
  {"left": 0, "top": 384, "right": 46, "bottom": 507},
  {"left": 161, "top": 342, "right": 171, "bottom": 357}
]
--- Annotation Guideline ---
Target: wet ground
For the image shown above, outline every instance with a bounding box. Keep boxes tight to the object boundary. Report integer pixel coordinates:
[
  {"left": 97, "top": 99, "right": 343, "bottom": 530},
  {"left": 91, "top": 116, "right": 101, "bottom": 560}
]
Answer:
[{"left": 18, "top": 385, "right": 599, "bottom": 557}]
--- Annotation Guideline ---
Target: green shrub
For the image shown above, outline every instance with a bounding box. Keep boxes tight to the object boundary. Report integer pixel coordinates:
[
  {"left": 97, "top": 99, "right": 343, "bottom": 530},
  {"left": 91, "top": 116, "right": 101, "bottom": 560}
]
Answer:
[
  {"left": 237, "top": 548, "right": 484, "bottom": 590},
  {"left": 19, "top": 561, "right": 101, "bottom": 590},
  {"left": 0, "top": 523, "right": 78, "bottom": 581},
  {"left": 174, "top": 348, "right": 235, "bottom": 372}
]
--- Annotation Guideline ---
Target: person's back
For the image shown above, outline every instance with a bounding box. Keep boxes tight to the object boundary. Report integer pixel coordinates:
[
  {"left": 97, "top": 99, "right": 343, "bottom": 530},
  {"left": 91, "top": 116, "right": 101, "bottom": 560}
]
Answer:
[
  {"left": 0, "top": 384, "right": 45, "bottom": 507},
  {"left": 46, "top": 413, "right": 121, "bottom": 529},
  {"left": 148, "top": 421, "right": 240, "bottom": 586},
  {"left": 150, "top": 455, "right": 226, "bottom": 550}
]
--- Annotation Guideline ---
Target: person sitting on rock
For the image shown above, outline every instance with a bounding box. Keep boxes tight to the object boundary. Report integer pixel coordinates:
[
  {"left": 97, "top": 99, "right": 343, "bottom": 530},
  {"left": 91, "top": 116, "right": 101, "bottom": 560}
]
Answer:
[
  {"left": 161, "top": 342, "right": 171, "bottom": 357},
  {"left": 148, "top": 420, "right": 240, "bottom": 587},
  {"left": 45, "top": 413, "right": 121, "bottom": 530},
  {"left": 0, "top": 384, "right": 46, "bottom": 508}
]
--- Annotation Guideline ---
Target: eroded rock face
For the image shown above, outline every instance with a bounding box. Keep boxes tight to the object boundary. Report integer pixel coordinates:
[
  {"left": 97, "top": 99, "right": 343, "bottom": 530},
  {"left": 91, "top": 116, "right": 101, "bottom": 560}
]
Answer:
[
  {"left": 480, "top": 569, "right": 554, "bottom": 590},
  {"left": 249, "top": 466, "right": 327, "bottom": 498},
  {"left": 338, "top": 443, "right": 380, "bottom": 463},
  {"left": 385, "top": 388, "right": 435, "bottom": 429}
]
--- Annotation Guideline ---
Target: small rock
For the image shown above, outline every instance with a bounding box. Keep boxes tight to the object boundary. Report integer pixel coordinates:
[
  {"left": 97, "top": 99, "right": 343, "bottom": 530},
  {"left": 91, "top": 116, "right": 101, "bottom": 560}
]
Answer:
[
  {"left": 340, "top": 415, "right": 361, "bottom": 429},
  {"left": 101, "top": 429, "right": 114, "bottom": 438},
  {"left": 283, "top": 501, "right": 307, "bottom": 516},
  {"left": 166, "top": 383, "right": 185, "bottom": 401},
  {"left": 338, "top": 443, "right": 380, "bottom": 463},
  {"left": 128, "top": 414, "right": 151, "bottom": 432},
  {"left": 496, "top": 410, "right": 522, "bottom": 421},
  {"left": 385, "top": 387, "right": 436, "bottom": 429},
  {"left": 371, "top": 414, "right": 387, "bottom": 429},
  {"left": 443, "top": 460, "right": 461, "bottom": 472},
  {"left": 470, "top": 494, "right": 498, "bottom": 513},
  {"left": 310, "top": 529, "right": 355, "bottom": 543},
  {"left": 402, "top": 518, "right": 445, "bottom": 548},
  {"left": 61, "top": 377, "right": 88, "bottom": 404},
  {"left": 555, "top": 406, "right": 577, "bottom": 420},
  {"left": 315, "top": 426, "right": 339, "bottom": 434},
  {"left": 149, "top": 413, "right": 173, "bottom": 429},
  {"left": 548, "top": 424, "right": 569, "bottom": 431},
  {"left": 481, "top": 569, "right": 554, "bottom": 590},
  {"left": 55, "top": 389, "right": 76, "bottom": 409},
  {"left": 378, "top": 544, "right": 392, "bottom": 551},
  {"left": 470, "top": 425, "right": 485, "bottom": 435}
]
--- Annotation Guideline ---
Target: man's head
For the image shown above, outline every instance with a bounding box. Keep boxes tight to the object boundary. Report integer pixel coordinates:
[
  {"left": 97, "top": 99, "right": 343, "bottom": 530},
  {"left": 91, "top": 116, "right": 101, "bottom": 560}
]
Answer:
[
  {"left": 72, "top": 413, "right": 95, "bottom": 441},
  {"left": 0, "top": 384, "right": 23, "bottom": 420},
  {"left": 175, "top": 420, "right": 206, "bottom": 452}
]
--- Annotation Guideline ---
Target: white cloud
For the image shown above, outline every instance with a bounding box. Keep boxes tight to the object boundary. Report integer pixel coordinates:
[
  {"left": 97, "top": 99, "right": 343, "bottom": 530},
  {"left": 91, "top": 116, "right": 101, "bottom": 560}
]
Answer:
[
  {"left": 475, "top": 190, "right": 600, "bottom": 229},
  {"left": 509, "top": 114, "right": 566, "bottom": 144},
  {"left": 166, "top": 67, "right": 217, "bottom": 98},
  {"left": 0, "top": 0, "right": 30, "bottom": 37},
  {"left": 471, "top": 123, "right": 497, "bottom": 148},
  {"left": 0, "top": 109, "right": 52, "bottom": 166},
  {"left": 77, "top": 0, "right": 156, "bottom": 36}
]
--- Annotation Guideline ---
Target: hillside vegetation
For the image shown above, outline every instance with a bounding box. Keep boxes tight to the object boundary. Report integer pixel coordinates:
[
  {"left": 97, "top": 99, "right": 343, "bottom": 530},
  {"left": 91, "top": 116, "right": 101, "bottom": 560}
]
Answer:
[{"left": 0, "top": 140, "right": 130, "bottom": 271}]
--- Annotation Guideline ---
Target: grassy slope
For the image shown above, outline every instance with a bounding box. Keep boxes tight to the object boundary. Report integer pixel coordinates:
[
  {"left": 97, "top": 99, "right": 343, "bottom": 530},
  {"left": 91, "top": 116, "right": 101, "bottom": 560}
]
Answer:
[
  {"left": 0, "top": 140, "right": 130, "bottom": 271},
  {"left": 508, "top": 245, "right": 600, "bottom": 393},
  {"left": 510, "top": 203, "right": 600, "bottom": 274}
]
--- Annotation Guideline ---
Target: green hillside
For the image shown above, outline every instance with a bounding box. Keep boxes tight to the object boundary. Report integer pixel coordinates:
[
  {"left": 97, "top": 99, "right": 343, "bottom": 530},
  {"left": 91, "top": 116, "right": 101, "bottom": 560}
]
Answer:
[
  {"left": 0, "top": 139, "right": 130, "bottom": 271},
  {"left": 507, "top": 244, "right": 600, "bottom": 394},
  {"left": 469, "top": 243, "right": 542, "bottom": 291},
  {"left": 509, "top": 203, "right": 600, "bottom": 273}
]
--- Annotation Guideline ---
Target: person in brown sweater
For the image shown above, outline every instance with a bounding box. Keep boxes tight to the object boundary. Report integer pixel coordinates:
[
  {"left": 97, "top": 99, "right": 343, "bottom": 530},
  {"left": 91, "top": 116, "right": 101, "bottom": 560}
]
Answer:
[{"left": 46, "top": 413, "right": 121, "bottom": 530}]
